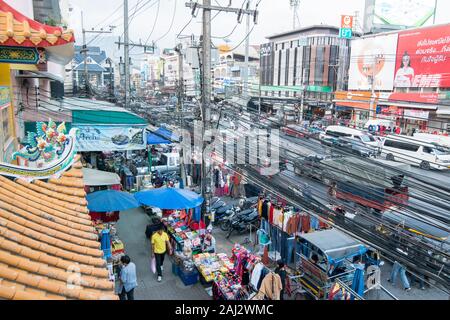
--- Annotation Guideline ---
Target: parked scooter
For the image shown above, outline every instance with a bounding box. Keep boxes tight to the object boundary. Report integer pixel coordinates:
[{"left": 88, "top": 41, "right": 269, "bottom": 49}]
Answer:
[{"left": 225, "top": 208, "right": 259, "bottom": 238}]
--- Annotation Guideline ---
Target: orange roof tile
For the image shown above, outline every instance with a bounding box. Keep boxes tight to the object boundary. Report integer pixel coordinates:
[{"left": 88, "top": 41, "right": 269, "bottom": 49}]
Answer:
[
  {"left": 0, "top": 158, "right": 118, "bottom": 300},
  {"left": 0, "top": 1, "right": 74, "bottom": 47}
]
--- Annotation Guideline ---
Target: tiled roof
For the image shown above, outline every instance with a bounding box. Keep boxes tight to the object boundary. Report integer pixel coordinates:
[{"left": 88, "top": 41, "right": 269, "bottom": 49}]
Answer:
[
  {"left": 0, "top": 1, "right": 74, "bottom": 47},
  {"left": 0, "top": 155, "right": 118, "bottom": 300},
  {"left": 74, "top": 62, "right": 106, "bottom": 72}
]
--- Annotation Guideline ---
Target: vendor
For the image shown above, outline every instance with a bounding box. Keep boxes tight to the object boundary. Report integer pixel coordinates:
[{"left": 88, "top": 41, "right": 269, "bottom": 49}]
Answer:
[{"left": 202, "top": 232, "right": 216, "bottom": 253}]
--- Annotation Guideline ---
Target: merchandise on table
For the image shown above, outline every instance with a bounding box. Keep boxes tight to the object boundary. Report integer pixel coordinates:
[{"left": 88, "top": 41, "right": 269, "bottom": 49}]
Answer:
[
  {"left": 193, "top": 253, "right": 234, "bottom": 282},
  {"left": 213, "top": 271, "right": 249, "bottom": 300},
  {"left": 163, "top": 212, "right": 203, "bottom": 252}
]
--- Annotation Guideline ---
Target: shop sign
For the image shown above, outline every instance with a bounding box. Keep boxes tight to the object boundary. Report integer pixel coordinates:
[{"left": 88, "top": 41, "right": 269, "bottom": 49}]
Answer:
[
  {"left": 395, "top": 24, "right": 450, "bottom": 88},
  {"left": 348, "top": 33, "right": 398, "bottom": 91},
  {"left": 403, "top": 109, "right": 429, "bottom": 120},
  {"left": 75, "top": 125, "right": 147, "bottom": 152},
  {"left": 388, "top": 92, "right": 439, "bottom": 104},
  {"left": 307, "top": 85, "right": 332, "bottom": 93},
  {"left": 0, "top": 46, "right": 46, "bottom": 64}
]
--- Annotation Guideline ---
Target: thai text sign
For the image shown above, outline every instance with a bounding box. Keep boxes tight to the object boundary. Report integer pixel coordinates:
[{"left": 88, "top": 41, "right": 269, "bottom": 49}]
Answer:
[
  {"left": 75, "top": 125, "right": 147, "bottom": 152},
  {"left": 395, "top": 24, "right": 450, "bottom": 88}
]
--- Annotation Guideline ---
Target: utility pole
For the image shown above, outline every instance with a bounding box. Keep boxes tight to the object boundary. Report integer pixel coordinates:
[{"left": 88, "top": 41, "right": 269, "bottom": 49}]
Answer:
[
  {"left": 184, "top": 0, "right": 258, "bottom": 217},
  {"left": 81, "top": 11, "right": 88, "bottom": 90},
  {"left": 368, "top": 55, "right": 381, "bottom": 126},
  {"left": 175, "top": 43, "right": 187, "bottom": 188},
  {"left": 81, "top": 12, "right": 113, "bottom": 93},
  {"left": 201, "top": 0, "right": 212, "bottom": 213},
  {"left": 243, "top": 0, "right": 251, "bottom": 98},
  {"left": 124, "top": 0, "right": 130, "bottom": 108},
  {"left": 289, "top": 0, "right": 300, "bottom": 29}
]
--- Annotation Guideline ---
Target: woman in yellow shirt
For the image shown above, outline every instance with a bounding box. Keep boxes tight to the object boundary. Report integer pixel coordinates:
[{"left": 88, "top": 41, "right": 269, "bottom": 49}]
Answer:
[{"left": 151, "top": 227, "right": 173, "bottom": 282}]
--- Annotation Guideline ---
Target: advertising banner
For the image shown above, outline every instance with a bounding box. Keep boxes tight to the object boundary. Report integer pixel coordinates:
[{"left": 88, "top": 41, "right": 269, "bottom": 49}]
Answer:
[
  {"left": 403, "top": 109, "right": 430, "bottom": 120},
  {"left": 348, "top": 33, "right": 398, "bottom": 90},
  {"left": 75, "top": 125, "right": 147, "bottom": 152},
  {"left": 395, "top": 24, "right": 450, "bottom": 88},
  {"left": 372, "top": 0, "right": 436, "bottom": 28}
]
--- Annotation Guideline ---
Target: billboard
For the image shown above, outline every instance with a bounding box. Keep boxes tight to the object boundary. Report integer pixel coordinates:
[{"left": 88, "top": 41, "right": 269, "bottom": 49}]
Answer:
[
  {"left": 394, "top": 24, "right": 450, "bottom": 88},
  {"left": 365, "top": 0, "right": 437, "bottom": 31},
  {"left": 75, "top": 125, "right": 146, "bottom": 152},
  {"left": 348, "top": 33, "right": 398, "bottom": 91}
]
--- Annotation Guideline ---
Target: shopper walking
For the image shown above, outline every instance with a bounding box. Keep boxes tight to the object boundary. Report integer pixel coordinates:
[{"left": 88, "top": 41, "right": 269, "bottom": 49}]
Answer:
[
  {"left": 118, "top": 255, "right": 137, "bottom": 300},
  {"left": 151, "top": 227, "right": 173, "bottom": 282},
  {"left": 388, "top": 261, "right": 411, "bottom": 291},
  {"left": 275, "top": 260, "right": 287, "bottom": 300}
]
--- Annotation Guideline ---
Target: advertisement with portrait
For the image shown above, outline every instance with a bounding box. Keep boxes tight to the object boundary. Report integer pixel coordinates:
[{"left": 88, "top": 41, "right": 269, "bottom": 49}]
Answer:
[
  {"left": 348, "top": 33, "right": 398, "bottom": 91},
  {"left": 394, "top": 24, "right": 450, "bottom": 88}
]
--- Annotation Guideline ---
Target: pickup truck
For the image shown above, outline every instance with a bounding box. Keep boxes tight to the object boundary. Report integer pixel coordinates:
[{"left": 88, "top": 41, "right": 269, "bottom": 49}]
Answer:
[{"left": 150, "top": 152, "right": 180, "bottom": 174}]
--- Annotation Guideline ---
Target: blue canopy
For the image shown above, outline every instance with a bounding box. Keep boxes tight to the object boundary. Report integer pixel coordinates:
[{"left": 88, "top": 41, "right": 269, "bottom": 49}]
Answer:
[
  {"left": 134, "top": 187, "right": 203, "bottom": 210},
  {"left": 87, "top": 190, "right": 140, "bottom": 212},
  {"left": 147, "top": 132, "right": 171, "bottom": 145},
  {"left": 155, "top": 127, "right": 179, "bottom": 142}
]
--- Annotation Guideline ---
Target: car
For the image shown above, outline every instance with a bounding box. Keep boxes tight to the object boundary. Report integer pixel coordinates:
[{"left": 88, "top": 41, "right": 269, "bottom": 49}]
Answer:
[
  {"left": 337, "top": 137, "right": 378, "bottom": 158},
  {"left": 293, "top": 154, "right": 339, "bottom": 181}
]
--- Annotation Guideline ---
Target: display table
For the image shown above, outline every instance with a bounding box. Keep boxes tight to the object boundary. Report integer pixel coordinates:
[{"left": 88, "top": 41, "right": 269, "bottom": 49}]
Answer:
[
  {"left": 162, "top": 216, "right": 202, "bottom": 253},
  {"left": 193, "top": 253, "right": 234, "bottom": 284},
  {"left": 213, "top": 272, "right": 250, "bottom": 300}
]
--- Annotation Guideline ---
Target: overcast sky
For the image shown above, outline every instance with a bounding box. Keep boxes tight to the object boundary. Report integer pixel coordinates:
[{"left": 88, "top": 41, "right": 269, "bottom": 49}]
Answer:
[{"left": 67, "top": 0, "right": 450, "bottom": 55}]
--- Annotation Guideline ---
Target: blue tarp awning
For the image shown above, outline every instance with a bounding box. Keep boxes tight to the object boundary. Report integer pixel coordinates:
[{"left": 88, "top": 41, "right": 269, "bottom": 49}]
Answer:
[
  {"left": 87, "top": 190, "right": 140, "bottom": 212},
  {"left": 147, "top": 132, "right": 171, "bottom": 145},
  {"left": 134, "top": 187, "right": 203, "bottom": 210},
  {"left": 155, "top": 127, "right": 179, "bottom": 142}
]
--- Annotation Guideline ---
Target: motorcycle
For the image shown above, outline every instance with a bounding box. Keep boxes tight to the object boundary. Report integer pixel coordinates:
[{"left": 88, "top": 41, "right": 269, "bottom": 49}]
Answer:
[
  {"left": 225, "top": 208, "right": 260, "bottom": 238},
  {"left": 219, "top": 197, "right": 258, "bottom": 231}
]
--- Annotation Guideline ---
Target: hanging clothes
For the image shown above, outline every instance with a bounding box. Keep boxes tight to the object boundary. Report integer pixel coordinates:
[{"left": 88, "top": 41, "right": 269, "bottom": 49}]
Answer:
[
  {"left": 269, "top": 204, "right": 274, "bottom": 224},
  {"left": 257, "top": 197, "right": 263, "bottom": 217},
  {"left": 250, "top": 263, "right": 265, "bottom": 290},
  {"left": 286, "top": 214, "right": 300, "bottom": 236},
  {"left": 310, "top": 216, "right": 320, "bottom": 230},
  {"left": 261, "top": 200, "right": 270, "bottom": 220},
  {"left": 301, "top": 214, "right": 311, "bottom": 233},
  {"left": 257, "top": 272, "right": 283, "bottom": 300}
]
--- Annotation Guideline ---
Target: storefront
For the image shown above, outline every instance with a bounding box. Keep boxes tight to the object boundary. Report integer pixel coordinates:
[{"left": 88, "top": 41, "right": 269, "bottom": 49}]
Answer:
[{"left": 333, "top": 91, "right": 378, "bottom": 128}]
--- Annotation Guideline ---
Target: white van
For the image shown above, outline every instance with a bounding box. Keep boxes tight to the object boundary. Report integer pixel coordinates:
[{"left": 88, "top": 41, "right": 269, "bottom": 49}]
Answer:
[
  {"left": 380, "top": 135, "right": 450, "bottom": 170},
  {"left": 320, "top": 125, "right": 379, "bottom": 147},
  {"left": 413, "top": 133, "right": 450, "bottom": 148}
]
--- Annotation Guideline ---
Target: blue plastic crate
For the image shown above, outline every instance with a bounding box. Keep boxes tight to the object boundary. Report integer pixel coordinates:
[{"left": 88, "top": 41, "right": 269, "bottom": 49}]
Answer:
[
  {"left": 172, "top": 263, "right": 180, "bottom": 276},
  {"left": 179, "top": 269, "right": 199, "bottom": 286}
]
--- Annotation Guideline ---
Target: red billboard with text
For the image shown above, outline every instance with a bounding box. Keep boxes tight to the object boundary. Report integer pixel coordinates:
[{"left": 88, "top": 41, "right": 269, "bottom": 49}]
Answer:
[{"left": 394, "top": 24, "right": 450, "bottom": 88}]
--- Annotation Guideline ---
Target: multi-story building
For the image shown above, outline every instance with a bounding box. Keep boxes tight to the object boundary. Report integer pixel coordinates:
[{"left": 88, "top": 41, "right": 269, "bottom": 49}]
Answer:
[
  {"left": 260, "top": 25, "right": 352, "bottom": 119},
  {"left": 161, "top": 48, "right": 197, "bottom": 97},
  {"left": 213, "top": 45, "right": 260, "bottom": 98}
]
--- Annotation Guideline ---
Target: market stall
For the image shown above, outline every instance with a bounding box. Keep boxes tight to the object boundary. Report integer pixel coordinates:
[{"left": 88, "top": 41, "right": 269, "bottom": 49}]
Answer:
[{"left": 86, "top": 189, "right": 140, "bottom": 286}]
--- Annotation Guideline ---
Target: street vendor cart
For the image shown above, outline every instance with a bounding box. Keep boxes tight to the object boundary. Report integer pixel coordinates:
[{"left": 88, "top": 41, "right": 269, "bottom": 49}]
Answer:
[{"left": 293, "top": 229, "right": 367, "bottom": 300}]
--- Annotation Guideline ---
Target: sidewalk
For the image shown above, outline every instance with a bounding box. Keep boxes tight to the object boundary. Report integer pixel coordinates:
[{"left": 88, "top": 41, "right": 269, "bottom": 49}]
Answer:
[{"left": 116, "top": 208, "right": 210, "bottom": 300}]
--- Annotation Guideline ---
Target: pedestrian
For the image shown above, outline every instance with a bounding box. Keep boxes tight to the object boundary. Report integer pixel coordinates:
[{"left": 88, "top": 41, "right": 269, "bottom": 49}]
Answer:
[
  {"left": 202, "top": 231, "right": 216, "bottom": 253},
  {"left": 388, "top": 261, "right": 411, "bottom": 291},
  {"left": 275, "top": 260, "right": 287, "bottom": 300},
  {"left": 118, "top": 255, "right": 137, "bottom": 300},
  {"left": 151, "top": 227, "right": 173, "bottom": 282}
]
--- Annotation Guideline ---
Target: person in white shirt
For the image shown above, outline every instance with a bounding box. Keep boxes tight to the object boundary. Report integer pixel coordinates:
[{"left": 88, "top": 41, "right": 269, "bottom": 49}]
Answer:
[{"left": 394, "top": 52, "right": 415, "bottom": 88}]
